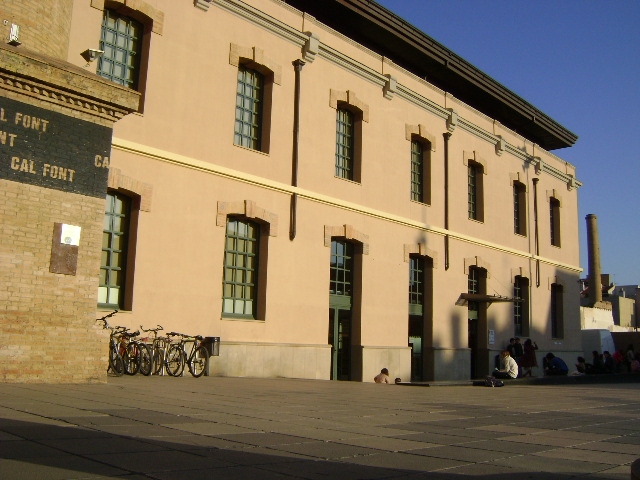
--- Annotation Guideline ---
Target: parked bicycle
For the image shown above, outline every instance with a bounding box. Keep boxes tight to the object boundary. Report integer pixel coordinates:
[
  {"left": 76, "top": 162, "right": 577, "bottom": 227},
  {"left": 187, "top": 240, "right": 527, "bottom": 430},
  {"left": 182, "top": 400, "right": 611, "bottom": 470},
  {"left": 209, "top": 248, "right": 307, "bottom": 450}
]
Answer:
[
  {"left": 167, "top": 332, "right": 210, "bottom": 378},
  {"left": 140, "top": 327, "right": 185, "bottom": 377},
  {"left": 96, "top": 310, "right": 124, "bottom": 376}
]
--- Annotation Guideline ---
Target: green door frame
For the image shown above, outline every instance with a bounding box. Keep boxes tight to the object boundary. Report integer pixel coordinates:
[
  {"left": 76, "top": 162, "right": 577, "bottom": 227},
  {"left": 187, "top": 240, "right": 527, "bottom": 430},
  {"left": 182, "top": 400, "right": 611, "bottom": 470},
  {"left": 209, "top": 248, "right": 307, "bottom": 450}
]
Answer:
[{"left": 329, "top": 295, "right": 351, "bottom": 380}]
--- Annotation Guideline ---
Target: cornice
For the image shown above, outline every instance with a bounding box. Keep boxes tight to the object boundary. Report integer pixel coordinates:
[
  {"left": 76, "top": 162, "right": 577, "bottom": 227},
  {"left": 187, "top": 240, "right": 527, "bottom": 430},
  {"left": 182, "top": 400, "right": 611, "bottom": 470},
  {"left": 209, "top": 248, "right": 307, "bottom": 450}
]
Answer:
[
  {"left": 0, "top": 44, "right": 139, "bottom": 123},
  {"left": 212, "top": 1, "right": 581, "bottom": 189},
  {"left": 212, "top": 0, "right": 307, "bottom": 46}
]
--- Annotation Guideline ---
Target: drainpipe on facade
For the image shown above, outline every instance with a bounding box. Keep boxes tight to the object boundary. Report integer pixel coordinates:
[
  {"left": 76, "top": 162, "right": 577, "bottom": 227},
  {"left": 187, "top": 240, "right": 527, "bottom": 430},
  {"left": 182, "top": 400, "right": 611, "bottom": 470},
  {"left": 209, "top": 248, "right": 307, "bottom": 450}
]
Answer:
[
  {"left": 290, "top": 59, "right": 305, "bottom": 241},
  {"left": 532, "top": 177, "right": 540, "bottom": 287},
  {"left": 443, "top": 132, "right": 451, "bottom": 270}
]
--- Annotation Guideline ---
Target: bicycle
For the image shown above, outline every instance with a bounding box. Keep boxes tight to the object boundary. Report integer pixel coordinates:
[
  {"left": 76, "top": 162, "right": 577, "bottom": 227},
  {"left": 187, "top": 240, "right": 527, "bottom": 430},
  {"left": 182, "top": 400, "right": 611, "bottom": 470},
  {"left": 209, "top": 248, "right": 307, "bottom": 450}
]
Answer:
[
  {"left": 140, "top": 325, "right": 167, "bottom": 376},
  {"left": 114, "top": 327, "right": 152, "bottom": 376},
  {"left": 168, "top": 332, "right": 210, "bottom": 378},
  {"left": 96, "top": 310, "right": 124, "bottom": 377}
]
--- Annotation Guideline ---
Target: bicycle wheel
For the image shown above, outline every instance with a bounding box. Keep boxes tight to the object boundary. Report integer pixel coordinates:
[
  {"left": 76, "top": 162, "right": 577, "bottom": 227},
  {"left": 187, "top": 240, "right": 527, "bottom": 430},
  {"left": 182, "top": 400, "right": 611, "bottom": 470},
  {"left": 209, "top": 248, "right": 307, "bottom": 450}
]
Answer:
[
  {"left": 188, "top": 345, "right": 210, "bottom": 378},
  {"left": 123, "top": 343, "right": 140, "bottom": 375},
  {"left": 152, "top": 347, "right": 165, "bottom": 375},
  {"left": 166, "top": 345, "right": 185, "bottom": 377},
  {"left": 138, "top": 343, "right": 152, "bottom": 376},
  {"left": 109, "top": 347, "right": 125, "bottom": 376}
]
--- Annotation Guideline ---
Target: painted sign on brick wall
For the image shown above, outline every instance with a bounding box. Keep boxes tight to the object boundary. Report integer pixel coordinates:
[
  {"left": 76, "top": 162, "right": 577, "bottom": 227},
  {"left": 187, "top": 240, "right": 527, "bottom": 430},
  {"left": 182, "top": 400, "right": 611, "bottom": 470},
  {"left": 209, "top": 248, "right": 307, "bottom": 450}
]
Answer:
[{"left": 0, "top": 96, "right": 113, "bottom": 198}]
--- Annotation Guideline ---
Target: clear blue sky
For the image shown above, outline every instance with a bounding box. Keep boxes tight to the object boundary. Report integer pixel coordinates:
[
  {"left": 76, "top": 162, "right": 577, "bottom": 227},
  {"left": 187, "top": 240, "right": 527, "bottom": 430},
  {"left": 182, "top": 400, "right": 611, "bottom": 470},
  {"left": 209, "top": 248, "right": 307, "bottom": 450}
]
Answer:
[{"left": 376, "top": 0, "right": 640, "bottom": 286}]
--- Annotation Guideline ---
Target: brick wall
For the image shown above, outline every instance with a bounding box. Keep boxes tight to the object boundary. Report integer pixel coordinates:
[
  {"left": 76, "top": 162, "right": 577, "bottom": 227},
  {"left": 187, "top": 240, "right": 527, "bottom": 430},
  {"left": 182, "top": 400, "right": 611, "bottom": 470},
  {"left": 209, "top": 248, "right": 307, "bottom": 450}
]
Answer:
[
  {"left": 0, "top": 0, "right": 72, "bottom": 60},
  {"left": 0, "top": 180, "right": 108, "bottom": 383}
]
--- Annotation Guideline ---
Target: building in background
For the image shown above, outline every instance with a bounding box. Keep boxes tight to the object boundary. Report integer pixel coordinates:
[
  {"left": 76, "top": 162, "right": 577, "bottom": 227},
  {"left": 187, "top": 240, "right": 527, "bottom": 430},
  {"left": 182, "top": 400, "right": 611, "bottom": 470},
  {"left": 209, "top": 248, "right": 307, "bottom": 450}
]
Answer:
[{"left": 0, "top": 0, "right": 583, "bottom": 382}]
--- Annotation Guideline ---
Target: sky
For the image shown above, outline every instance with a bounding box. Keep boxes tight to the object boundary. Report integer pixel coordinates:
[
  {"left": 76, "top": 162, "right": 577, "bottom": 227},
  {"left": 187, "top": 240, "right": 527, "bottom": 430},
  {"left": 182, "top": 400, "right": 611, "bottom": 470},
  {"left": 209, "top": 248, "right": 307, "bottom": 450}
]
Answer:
[{"left": 376, "top": 0, "right": 640, "bottom": 287}]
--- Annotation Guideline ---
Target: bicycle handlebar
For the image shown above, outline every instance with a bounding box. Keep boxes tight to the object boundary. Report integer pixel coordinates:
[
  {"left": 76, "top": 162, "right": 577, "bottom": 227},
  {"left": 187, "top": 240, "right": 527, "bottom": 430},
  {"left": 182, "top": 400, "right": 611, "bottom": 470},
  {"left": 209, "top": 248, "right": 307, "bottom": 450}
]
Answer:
[{"left": 141, "top": 324, "right": 163, "bottom": 333}]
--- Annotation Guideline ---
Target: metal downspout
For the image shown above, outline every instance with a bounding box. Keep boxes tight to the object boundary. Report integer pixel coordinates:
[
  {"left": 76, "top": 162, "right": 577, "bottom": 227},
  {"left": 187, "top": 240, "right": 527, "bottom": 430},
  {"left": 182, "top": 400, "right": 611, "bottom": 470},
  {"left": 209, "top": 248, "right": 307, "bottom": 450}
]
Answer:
[
  {"left": 289, "top": 59, "right": 305, "bottom": 241},
  {"left": 532, "top": 177, "right": 540, "bottom": 287},
  {"left": 443, "top": 132, "right": 451, "bottom": 270}
]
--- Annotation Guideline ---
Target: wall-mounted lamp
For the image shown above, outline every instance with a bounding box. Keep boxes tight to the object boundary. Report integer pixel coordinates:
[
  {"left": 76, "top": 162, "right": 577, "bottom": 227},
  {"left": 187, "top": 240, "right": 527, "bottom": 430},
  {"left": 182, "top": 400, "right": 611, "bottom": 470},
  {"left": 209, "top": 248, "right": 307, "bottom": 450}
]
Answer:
[
  {"left": 8, "top": 23, "right": 21, "bottom": 46},
  {"left": 80, "top": 48, "right": 104, "bottom": 65}
]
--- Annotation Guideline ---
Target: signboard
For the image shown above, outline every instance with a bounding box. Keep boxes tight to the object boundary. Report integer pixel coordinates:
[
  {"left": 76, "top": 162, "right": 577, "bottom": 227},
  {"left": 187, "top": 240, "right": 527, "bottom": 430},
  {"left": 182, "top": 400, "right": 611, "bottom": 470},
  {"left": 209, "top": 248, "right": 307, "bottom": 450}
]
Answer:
[{"left": 0, "top": 96, "right": 113, "bottom": 198}]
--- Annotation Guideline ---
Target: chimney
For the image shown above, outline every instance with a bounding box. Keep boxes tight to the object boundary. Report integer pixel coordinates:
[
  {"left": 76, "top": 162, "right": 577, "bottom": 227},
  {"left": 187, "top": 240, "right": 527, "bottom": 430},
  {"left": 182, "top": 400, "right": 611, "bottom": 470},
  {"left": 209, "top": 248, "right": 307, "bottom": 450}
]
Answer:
[{"left": 585, "top": 214, "right": 603, "bottom": 305}]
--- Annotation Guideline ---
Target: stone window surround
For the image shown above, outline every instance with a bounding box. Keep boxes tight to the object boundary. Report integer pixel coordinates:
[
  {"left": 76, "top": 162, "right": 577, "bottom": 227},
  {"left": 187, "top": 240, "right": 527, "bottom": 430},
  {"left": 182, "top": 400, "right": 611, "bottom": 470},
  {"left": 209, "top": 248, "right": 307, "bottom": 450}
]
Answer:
[
  {"left": 108, "top": 167, "right": 153, "bottom": 212},
  {"left": 91, "top": 0, "right": 164, "bottom": 35},
  {"left": 329, "top": 90, "right": 369, "bottom": 123},
  {"left": 229, "top": 44, "right": 282, "bottom": 85},
  {"left": 217, "top": 200, "right": 278, "bottom": 237},
  {"left": 464, "top": 256, "right": 491, "bottom": 278},
  {"left": 324, "top": 224, "right": 369, "bottom": 255},
  {"left": 403, "top": 243, "right": 438, "bottom": 268}
]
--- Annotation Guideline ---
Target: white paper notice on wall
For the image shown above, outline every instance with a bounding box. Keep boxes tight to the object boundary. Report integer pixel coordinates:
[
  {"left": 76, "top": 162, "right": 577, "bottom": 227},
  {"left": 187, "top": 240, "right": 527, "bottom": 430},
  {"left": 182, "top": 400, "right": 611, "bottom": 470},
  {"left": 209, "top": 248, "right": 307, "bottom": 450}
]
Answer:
[{"left": 60, "top": 224, "right": 81, "bottom": 246}]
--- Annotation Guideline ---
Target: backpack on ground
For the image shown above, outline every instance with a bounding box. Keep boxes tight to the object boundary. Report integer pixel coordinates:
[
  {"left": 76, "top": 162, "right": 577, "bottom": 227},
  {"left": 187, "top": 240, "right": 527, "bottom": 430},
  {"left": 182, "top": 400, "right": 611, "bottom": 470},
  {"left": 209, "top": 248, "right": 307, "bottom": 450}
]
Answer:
[{"left": 484, "top": 375, "right": 504, "bottom": 387}]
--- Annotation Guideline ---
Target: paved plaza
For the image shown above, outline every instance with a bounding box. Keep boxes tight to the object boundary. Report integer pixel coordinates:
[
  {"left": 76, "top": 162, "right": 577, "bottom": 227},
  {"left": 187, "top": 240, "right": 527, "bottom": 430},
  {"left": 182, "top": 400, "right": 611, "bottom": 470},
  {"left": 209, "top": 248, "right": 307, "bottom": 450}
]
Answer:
[{"left": 0, "top": 376, "right": 638, "bottom": 479}]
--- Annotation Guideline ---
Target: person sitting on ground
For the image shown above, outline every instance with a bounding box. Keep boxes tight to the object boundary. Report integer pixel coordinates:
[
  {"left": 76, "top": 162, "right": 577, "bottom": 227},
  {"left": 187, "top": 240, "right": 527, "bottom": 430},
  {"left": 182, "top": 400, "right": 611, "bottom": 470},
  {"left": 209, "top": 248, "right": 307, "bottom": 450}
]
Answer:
[
  {"left": 374, "top": 368, "right": 391, "bottom": 384},
  {"left": 574, "top": 356, "right": 587, "bottom": 375},
  {"left": 591, "top": 350, "right": 605, "bottom": 374},
  {"left": 602, "top": 351, "right": 615, "bottom": 374},
  {"left": 493, "top": 350, "right": 518, "bottom": 379},
  {"left": 544, "top": 353, "right": 568, "bottom": 376},
  {"left": 630, "top": 353, "right": 640, "bottom": 373}
]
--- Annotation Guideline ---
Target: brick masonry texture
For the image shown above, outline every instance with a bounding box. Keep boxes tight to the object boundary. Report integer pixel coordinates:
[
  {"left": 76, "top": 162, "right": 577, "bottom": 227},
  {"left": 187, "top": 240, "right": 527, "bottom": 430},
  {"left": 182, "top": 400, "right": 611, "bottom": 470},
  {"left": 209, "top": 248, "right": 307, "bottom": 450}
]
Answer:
[
  {"left": 0, "top": 0, "right": 72, "bottom": 60},
  {"left": 0, "top": 180, "right": 108, "bottom": 383}
]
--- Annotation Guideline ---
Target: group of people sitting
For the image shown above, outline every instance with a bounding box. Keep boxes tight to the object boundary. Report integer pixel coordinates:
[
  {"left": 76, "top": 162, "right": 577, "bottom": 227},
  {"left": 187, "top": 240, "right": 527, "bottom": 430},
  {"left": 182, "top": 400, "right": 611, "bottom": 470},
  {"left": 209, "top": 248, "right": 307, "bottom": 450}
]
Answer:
[
  {"left": 494, "top": 342, "right": 640, "bottom": 379},
  {"left": 493, "top": 337, "right": 542, "bottom": 379},
  {"left": 574, "top": 345, "right": 640, "bottom": 375},
  {"left": 493, "top": 343, "right": 569, "bottom": 379}
]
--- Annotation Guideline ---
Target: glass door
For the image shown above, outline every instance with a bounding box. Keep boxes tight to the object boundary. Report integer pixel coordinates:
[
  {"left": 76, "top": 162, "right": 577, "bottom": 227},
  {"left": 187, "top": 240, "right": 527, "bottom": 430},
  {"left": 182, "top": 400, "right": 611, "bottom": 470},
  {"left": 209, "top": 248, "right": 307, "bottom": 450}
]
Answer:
[{"left": 328, "top": 307, "right": 351, "bottom": 380}]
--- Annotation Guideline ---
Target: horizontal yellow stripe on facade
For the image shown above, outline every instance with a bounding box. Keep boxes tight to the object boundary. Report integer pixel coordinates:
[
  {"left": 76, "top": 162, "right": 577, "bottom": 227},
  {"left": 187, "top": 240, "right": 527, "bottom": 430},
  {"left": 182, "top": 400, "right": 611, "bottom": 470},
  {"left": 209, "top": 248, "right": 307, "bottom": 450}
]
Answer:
[{"left": 112, "top": 137, "right": 582, "bottom": 274}]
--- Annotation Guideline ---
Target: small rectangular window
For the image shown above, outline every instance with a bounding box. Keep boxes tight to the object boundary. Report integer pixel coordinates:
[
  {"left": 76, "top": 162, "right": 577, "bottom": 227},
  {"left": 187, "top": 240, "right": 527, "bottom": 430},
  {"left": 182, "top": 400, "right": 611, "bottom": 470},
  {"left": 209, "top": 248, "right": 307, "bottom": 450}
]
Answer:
[
  {"left": 513, "top": 182, "right": 527, "bottom": 236},
  {"left": 410, "top": 140, "right": 424, "bottom": 202},
  {"left": 234, "top": 66, "right": 264, "bottom": 151},
  {"left": 468, "top": 164, "right": 478, "bottom": 220},
  {"left": 335, "top": 108, "right": 354, "bottom": 180},
  {"left": 329, "top": 239, "right": 353, "bottom": 296}
]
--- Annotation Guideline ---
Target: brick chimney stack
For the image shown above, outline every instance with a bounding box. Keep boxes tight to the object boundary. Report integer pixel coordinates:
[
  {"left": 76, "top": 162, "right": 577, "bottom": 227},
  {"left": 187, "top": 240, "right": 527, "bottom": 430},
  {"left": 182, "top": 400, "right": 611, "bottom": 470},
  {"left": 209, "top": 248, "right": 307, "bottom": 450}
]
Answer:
[{"left": 586, "top": 214, "right": 603, "bottom": 305}]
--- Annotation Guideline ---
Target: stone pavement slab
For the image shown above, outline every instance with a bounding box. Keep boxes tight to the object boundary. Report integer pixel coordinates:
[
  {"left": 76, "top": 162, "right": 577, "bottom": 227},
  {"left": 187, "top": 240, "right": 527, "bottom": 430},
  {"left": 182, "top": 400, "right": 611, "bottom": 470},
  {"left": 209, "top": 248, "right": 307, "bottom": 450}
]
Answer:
[{"left": 0, "top": 376, "right": 638, "bottom": 479}]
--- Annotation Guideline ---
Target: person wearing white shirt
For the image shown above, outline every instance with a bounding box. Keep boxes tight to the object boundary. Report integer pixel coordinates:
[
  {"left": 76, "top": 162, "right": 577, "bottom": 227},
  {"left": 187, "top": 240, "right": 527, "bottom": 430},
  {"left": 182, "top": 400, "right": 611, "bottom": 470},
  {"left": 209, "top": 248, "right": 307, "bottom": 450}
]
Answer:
[{"left": 493, "top": 351, "right": 519, "bottom": 379}]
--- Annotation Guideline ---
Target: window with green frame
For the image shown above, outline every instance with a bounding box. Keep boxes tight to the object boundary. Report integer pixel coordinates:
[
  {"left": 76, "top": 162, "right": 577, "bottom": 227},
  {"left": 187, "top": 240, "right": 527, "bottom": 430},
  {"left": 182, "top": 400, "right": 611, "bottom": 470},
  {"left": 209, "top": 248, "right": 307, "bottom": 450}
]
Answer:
[
  {"left": 97, "top": 9, "right": 142, "bottom": 90},
  {"left": 99, "top": 192, "right": 130, "bottom": 308},
  {"left": 468, "top": 266, "right": 480, "bottom": 313},
  {"left": 222, "top": 217, "right": 259, "bottom": 318},
  {"left": 234, "top": 65, "right": 264, "bottom": 150},
  {"left": 335, "top": 108, "right": 354, "bottom": 180},
  {"left": 467, "top": 162, "right": 484, "bottom": 221},
  {"left": 410, "top": 140, "right": 424, "bottom": 202},
  {"left": 329, "top": 239, "right": 352, "bottom": 296},
  {"left": 468, "top": 164, "right": 477, "bottom": 220},
  {"left": 513, "top": 275, "right": 529, "bottom": 336},
  {"left": 408, "top": 255, "right": 424, "bottom": 315}
]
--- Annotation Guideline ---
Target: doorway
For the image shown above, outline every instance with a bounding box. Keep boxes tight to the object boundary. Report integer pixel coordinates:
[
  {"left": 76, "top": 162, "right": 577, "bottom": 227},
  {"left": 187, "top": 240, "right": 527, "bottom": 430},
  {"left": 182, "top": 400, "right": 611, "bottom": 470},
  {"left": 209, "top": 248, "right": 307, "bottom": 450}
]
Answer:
[{"left": 328, "top": 307, "right": 351, "bottom": 380}]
